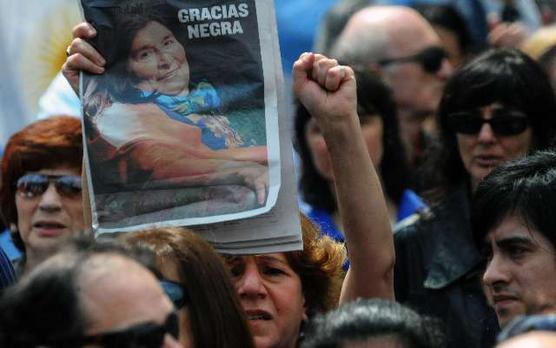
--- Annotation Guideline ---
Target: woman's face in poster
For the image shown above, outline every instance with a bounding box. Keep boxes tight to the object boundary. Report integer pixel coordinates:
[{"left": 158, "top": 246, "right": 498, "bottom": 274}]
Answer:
[{"left": 128, "top": 20, "right": 190, "bottom": 96}]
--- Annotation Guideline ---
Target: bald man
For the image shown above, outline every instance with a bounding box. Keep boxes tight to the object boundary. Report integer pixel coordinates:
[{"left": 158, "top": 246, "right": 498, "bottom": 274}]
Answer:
[
  {"left": 0, "top": 240, "right": 182, "bottom": 347},
  {"left": 332, "top": 6, "right": 453, "bottom": 168}
]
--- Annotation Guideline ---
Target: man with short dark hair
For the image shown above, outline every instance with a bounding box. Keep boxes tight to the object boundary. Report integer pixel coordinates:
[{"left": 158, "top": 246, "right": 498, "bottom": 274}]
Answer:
[
  {"left": 302, "top": 298, "right": 445, "bottom": 348},
  {"left": 0, "top": 239, "right": 182, "bottom": 347},
  {"left": 472, "top": 150, "right": 556, "bottom": 328}
]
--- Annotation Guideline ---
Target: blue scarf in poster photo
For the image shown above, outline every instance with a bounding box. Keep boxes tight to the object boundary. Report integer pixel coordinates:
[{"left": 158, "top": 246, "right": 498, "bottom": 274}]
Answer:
[{"left": 145, "top": 82, "right": 244, "bottom": 150}]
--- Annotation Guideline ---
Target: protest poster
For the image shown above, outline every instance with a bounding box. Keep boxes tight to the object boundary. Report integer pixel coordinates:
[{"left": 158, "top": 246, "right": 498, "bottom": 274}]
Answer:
[{"left": 80, "top": 0, "right": 301, "bottom": 252}]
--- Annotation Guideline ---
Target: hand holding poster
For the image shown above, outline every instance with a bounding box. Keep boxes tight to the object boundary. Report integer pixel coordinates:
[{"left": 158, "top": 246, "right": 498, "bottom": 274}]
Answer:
[{"left": 80, "top": 0, "right": 285, "bottom": 235}]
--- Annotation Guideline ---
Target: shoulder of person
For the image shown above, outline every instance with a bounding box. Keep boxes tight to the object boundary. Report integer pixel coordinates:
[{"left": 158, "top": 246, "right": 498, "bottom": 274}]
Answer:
[{"left": 394, "top": 207, "right": 434, "bottom": 237}]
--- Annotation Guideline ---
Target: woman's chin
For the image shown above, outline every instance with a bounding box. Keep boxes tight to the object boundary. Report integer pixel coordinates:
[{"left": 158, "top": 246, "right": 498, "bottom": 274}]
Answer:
[{"left": 27, "top": 231, "right": 71, "bottom": 251}]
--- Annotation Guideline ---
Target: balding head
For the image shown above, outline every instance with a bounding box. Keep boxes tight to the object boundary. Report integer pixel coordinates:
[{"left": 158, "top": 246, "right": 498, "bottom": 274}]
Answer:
[
  {"left": 0, "top": 239, "right": 182, "bottom": 347},
  {"left": 78, "top": 253, "right": 175, "bottom": 335},
  {"left": 332, "top": 6, "right": 440, "bottom": 66}
]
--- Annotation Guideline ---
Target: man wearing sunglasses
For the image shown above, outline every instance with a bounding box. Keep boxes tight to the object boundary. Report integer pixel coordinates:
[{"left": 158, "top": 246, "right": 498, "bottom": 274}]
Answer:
[
  {"left": 0, "top": 238, "right": 183, "bottom": 348},
  {"left": 332, "top": 5, "right": 453, "bottom": 169}
]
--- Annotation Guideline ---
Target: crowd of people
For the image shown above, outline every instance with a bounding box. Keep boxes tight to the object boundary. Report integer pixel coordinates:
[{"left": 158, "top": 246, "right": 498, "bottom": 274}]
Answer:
[{"left": 2, "top": 1, "right": 556, "bottom": 347}]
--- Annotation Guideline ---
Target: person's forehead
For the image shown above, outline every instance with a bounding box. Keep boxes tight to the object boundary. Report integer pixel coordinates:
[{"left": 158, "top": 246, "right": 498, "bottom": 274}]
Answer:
[
  {"left": 230, "top": 252, "right": 290, "bottom": 265},
  {"left": 157, "top": 256, "right": 181, "bottom": 282},
  {"left": 132, "top": 21, "right": 174, "bottom": 46},
  {"left": 487, "top": 215, "right": 555, "bottom": 252},
  {"left": 255, "top": 253, "right": 289, "bottom": 264},
  {"left": 384, "top": 14, "right": 440, "bottom": 56},
  {"left": 487, "top": 215, "right": 531, "bottom": 241},
  {"left": 32, "top": 167, "right": 81, "bottom": 177}
]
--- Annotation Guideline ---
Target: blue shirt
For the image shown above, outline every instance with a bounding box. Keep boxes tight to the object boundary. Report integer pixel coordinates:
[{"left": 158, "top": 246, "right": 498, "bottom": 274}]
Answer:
[
  {"left": 0, "top": 246, "right": 16, "bottom": 290},
  {"left": 0, "top": 229, "right": 22, "bottom": 262},
  {"left": 308, "top": 189, "right": 427, "bottom": 269}
]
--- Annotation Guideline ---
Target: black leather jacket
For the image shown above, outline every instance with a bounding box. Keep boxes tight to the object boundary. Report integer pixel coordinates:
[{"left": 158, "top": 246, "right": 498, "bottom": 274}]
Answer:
[{"left": 394, "top": 188, "right": 499, "bottom": 348}]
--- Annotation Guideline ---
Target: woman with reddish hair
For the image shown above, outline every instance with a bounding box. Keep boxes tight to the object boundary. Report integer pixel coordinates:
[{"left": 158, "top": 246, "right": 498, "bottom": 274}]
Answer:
[{"left": 0, "top": 116, "right": 84, "bottom": 274}]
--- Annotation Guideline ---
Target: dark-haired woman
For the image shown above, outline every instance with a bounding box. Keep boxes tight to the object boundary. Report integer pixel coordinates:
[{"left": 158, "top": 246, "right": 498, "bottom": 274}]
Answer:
[{"left": 395, "top": 48, "right": 556, "bottom": 348}]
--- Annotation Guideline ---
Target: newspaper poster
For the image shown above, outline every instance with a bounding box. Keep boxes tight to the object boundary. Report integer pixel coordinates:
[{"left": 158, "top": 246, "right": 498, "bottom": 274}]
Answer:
[{"left": 80, "top": 0, "right": 283, "bottom": 233}]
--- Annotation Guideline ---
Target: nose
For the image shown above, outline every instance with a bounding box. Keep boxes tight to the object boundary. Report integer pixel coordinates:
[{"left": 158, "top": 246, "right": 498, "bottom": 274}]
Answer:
[
  {"left": 236, "top": 262, "right": 267, "bottom": 299},
  {"left": 436, "top": 58, "right": 454, "bottom": 80},
  {"left": 482, "top": 254, "right": 511, "bottom": 290},
  {"left": 162, "top": 334, "right": 183, "bottom": 348},
  {"left": 157, "top": 51, "right": 172, "bottom": 70},
  {"left": 38, "top": 184, "right": 63, "bottom": 212},
  {"left": 477, "top": 122, "right": 496, "bottom": 144}
]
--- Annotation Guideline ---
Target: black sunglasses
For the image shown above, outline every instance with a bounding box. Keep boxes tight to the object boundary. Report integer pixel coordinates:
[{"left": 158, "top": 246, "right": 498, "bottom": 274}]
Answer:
[
  {"left": 447, "top": 109, "right": 530, "bottom": 136},
  {"left": 378, "top": 46, "right": 447, "bottom": 74},
  {"left": 160, "top": 280, "right": 188, "bottom": 309},
  {"left": 77, "top": 311, "right": 179, "bottom": 348},
  {"left": 16, "top": 174, "right": 82, "bottom": 199}
]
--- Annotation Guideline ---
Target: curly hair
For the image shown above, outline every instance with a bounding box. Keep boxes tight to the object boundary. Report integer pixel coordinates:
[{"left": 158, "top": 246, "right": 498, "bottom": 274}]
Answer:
[
  {"left": 0, "top": 116, "right": 82, "bottom": 251},
  {"left": 285, "top": 214, "right": 346, "bottom": 317}
]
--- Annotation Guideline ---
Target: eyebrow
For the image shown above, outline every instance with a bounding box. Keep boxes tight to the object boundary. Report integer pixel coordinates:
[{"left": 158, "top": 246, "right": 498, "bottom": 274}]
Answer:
[
  {"left": 256, "top": 255, "right": 289, "bottom": 266},
  {"left": 495, "top": 236, "right": 536, "bottom": 249},
  {"left": 131, "top": 35, "right": 174, "bottom": 55}
]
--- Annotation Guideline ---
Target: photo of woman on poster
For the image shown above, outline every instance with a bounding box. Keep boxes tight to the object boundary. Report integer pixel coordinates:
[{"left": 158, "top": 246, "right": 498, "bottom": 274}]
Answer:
[{"left": 82, "top": 13, "right": 270, "bottom": 223}]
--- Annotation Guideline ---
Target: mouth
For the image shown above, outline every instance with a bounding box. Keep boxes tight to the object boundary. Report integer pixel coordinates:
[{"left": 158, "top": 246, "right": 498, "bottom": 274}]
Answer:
[
  {"left": 474, "top": 155, "right": 502, "bottom": 167},
  {"left": 33, "top": 221, "right": 67, "bottom": 236},
  {"left": 245, "top": 309, "right": 272, "bottom": 321},
  {"left": 492, "top": 294, "right": 519, "bottom": 308},
  {"left": 158, "top": 69, "right": 178, "bottom": 81}
]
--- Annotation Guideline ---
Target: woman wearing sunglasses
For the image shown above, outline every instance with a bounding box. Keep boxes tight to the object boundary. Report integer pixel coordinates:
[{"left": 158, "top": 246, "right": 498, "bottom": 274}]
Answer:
[
  {"left": 395, "top": 47, "right": 556, "bottom": 348},
  {"left": 124, "top": 227, "right": 254, "bottom": 348},
  {"left": 0, "top": 116, "right": 84, "bottom": 275}
]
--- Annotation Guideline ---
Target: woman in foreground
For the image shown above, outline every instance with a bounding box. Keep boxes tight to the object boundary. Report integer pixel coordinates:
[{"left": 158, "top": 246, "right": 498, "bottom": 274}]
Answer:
[{"left": 66, "top": 23, "right": 395, "bottom": 346}]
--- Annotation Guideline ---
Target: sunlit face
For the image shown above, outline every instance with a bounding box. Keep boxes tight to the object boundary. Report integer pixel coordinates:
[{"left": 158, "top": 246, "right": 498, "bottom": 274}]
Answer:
[
  {"left": 79, "top": 254, "right": 182, "bottom": 348},
  {"left": 384, "top": 23, "right": 453, "bottom": 162},
  {"left": 227, "top": 253, "right": 307, "bottom": 348},
  {"left": 482, "top": 215, "right": 556, "bottom": 328},
  {"left": 128, "top": 21, "right": 190, "bottom": 96},
  {"left": 455, "top": 104, "right": 533, "bottom": 190},
  {"left": 15, "top": 167, "right": 84, "bottom": 254},
  {"left": 306, "top": 115, "right": 384, "bottom": 180}
]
